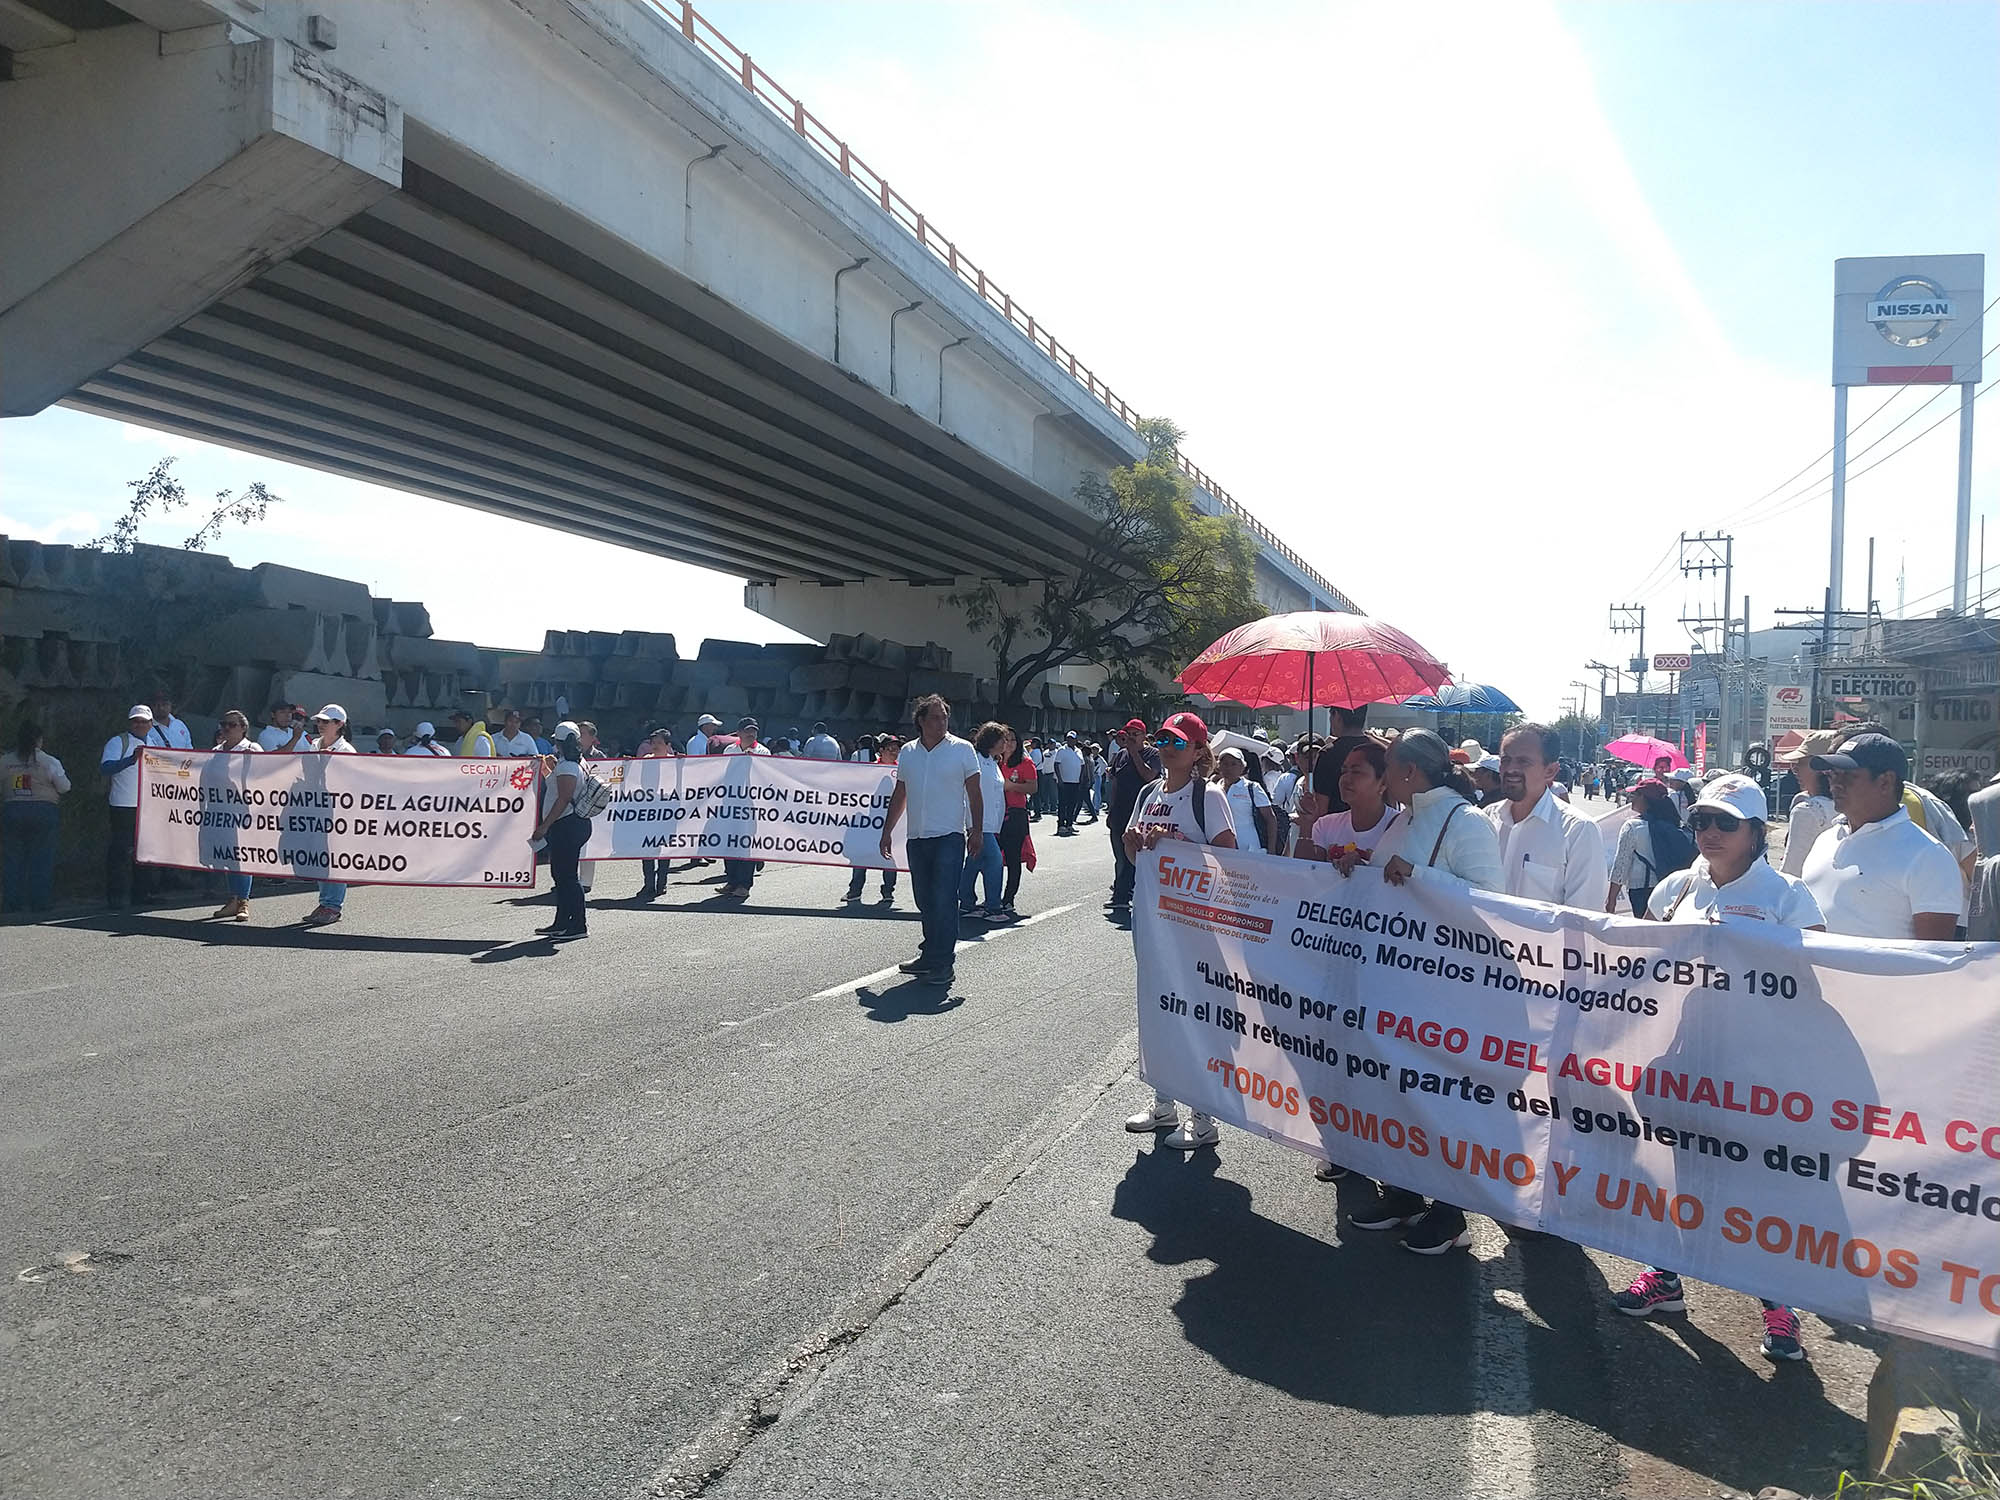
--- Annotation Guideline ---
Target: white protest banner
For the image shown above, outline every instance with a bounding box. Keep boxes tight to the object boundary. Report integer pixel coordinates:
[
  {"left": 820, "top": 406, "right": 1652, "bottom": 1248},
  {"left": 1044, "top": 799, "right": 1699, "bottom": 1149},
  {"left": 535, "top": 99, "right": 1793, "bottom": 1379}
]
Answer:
[
  {"left": 1135, "top": 847, "right": 2000, "bottom": 1358},
  {"left": 138, "top": 748, "right": 540, "bottom": 887},
  {"left": 580, "top": 754, "right": 906, "bottom": 870}
]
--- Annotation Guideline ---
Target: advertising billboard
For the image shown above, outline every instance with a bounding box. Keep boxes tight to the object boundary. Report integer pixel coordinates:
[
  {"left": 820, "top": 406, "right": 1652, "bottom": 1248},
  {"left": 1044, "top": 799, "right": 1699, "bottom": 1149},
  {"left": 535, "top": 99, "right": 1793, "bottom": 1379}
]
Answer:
[{"left": 1833, "top": 255, "right": 1984, "bottom": 386}]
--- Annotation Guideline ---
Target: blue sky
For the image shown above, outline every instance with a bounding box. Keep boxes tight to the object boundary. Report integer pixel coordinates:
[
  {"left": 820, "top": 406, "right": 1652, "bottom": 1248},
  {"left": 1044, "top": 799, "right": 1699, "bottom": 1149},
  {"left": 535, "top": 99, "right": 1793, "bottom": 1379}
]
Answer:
[{"left": 3, "top": 0, "right": 1993, "bottom": 715}]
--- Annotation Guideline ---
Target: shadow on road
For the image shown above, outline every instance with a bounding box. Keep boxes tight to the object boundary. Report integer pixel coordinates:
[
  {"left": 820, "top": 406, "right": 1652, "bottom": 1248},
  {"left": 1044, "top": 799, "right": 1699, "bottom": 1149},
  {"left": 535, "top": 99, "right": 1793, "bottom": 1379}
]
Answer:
[
  {"left": 1110, "top": 1142, "right": 1864, "bottom": 1495},
  {"left": 856, "top": 978, "right": 964, "bottom": 1022},
  {"left": 50, "top": 913, "right": 509, "bottom": 955}
]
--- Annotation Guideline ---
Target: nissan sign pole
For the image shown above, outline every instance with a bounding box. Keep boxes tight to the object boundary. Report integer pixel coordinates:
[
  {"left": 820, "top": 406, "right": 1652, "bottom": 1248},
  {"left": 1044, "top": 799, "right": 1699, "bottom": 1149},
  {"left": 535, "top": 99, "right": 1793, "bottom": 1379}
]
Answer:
[{"left": 1831, "top": 256, "right": 1985, "bottom": 615}]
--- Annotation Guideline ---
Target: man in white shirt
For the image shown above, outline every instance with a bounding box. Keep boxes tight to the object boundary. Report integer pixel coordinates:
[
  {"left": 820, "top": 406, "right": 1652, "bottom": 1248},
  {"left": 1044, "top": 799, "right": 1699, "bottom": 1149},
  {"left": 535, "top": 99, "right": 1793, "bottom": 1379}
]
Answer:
[
  {"left": 1800, "top": 734, "right": 1961, "bottom": 941},
  {"left": 100, "top": 705, "right": 157, "bottom": 910},
  {"left": 492, "top": 709, "right": 539, "bottom": 758},
  {"left": 718, "top": 718, "right": 770, "bottom": 897},
  {"left": 151, "top": 694, "right": 194, "bottom": 751},
  {"left": 1486, "top": 723, "right": 1608, "bottom": 910},
  {"left": 879, "top": 694, "right": 984, "bottom": 986},
  {"left": 803, "top": 722, "right": 842, "bottom": 761},
  {"left": 1053, "top": 732, "right": 1087, "bottom": 833},
  {"left": 688, "top": 713, "right": 721, "bottom": 757},
  {"left": 258, "top": 703, "right": 309, "bottom": 752}
]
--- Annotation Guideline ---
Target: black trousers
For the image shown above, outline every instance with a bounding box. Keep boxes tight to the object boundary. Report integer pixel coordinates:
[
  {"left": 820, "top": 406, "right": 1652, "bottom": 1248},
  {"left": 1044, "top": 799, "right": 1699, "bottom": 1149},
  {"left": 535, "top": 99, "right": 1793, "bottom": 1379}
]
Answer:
[
  {"left": 547, "top": 815, "right": 591, "bottom": 932},
  {"left": 999, "top": 806, "right": 1030, "bottom": 902},
  {"left": 1056, "top": 780, "right": 1082, "bottom": 827},
  {"left": 105, "top": 805, "right": 151, "bottom": 907}
]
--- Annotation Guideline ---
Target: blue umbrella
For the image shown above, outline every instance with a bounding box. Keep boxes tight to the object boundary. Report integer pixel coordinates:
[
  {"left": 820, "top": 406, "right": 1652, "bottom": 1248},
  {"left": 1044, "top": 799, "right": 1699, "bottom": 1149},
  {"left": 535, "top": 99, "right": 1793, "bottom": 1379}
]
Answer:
[
  {"left": 1401, "top": 693, "right": 1446, "bottom": 710},
  {"left": 1430, "top": 682, "right": 1521, "bottom": 714}
]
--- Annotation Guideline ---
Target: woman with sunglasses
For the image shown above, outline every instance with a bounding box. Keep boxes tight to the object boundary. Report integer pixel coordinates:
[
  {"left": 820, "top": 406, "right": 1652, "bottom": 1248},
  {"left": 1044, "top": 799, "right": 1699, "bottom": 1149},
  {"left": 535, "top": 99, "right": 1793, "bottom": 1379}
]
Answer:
[
  {"left": 1121, "top": 711, "right": 1237, "bottom": 1151},
  {"left": 1609, "top": 772, "right": 1824, "bottom": 1361}
]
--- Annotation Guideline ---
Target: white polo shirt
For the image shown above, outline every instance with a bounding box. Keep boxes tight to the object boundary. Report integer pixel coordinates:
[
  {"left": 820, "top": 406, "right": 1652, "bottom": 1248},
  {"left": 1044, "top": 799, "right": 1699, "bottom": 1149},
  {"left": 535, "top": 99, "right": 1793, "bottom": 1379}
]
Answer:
[
  {"left": 1648, "top": 857, "right": 1822, "bottom": 928},
  {"left": 1800, "top": 808, "right": 1964, "bottom": 939},
  {"left": 493, "top": 730, "right": 540, "bottom": 757},
  {"left": 895, "top": 732, "right": 980, "bottom": 839},
  {"left": 1484, "top": 787, "right": 1609, "bottom": 909},
  {"left": 973, "top": 755, "right": 1005, "bottom": 835},
  {"left": 1054, "top": 745, "right": 1085, "bottom": 783},
  {"left": 100, "top": 732, "right": 147, "bottom": 807},
  {"left": 156, "top": 715, "right": 194, "bottom": 751}
]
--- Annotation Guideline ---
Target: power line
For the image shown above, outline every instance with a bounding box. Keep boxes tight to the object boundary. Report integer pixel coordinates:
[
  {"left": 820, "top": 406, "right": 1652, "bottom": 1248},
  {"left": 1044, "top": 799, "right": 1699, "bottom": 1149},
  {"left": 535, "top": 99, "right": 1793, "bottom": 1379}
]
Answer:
[{"left": 1745, "top": 370, "right": 1997, "bottom": 530}]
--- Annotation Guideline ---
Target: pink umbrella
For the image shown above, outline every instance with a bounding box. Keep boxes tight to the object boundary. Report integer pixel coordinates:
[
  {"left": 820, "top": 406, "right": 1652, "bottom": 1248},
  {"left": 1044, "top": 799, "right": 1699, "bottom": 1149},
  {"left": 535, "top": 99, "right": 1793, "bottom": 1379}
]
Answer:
[
  {"left": 1605, "top": 733, "right": 1688, "bottom": 772},
  {"left": 1177, "top": 611, "right": 1450, "bottom": 730}
]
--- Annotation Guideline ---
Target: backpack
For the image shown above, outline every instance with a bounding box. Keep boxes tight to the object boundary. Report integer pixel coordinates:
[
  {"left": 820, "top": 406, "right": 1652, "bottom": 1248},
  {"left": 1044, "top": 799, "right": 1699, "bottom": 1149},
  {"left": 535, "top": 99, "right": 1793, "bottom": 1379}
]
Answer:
[
  {"left": 1639, "top": 818, "right": 1696, "bottom": 884},
  {"left": 567, "top": 764, "right": 614, "bottom": 819}
]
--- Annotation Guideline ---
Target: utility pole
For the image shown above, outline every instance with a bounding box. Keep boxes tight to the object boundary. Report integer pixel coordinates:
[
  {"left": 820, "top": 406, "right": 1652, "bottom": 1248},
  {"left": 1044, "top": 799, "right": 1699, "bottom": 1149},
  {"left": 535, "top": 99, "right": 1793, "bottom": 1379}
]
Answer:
[
  {"left": 1773, "top": 602, "right": 1874, "bottom": 727},
  {"left": 1679, "top": 533, "right": 1734, "bottom": 764},
  {"left": 1608, "top": 605, "right": 1647, "bottom": 732},
  {"left": 1585, "top": 660, "right": 1619, "bottom": 740}
]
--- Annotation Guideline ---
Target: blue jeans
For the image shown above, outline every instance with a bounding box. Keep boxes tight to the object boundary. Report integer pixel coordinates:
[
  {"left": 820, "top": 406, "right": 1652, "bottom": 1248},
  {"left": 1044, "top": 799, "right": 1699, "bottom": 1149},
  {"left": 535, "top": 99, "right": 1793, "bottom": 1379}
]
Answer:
[
  {"left": 319, "top": 881, "right": 347, "bottom": 909},
  {"left": 724, "top": 857, "right": 757, "bottom": 891},
  {"left": 2, "top": 802, "right": 59, "bottom": 912},
  {"left": 906, "top": 833, "right": 965, "bottom": 972},
  {"left": 957, "top": 831, "right": 1003, "bottom": 913},
  {"left": 228, "top": 873, "right": 253, "bottom": 899}
]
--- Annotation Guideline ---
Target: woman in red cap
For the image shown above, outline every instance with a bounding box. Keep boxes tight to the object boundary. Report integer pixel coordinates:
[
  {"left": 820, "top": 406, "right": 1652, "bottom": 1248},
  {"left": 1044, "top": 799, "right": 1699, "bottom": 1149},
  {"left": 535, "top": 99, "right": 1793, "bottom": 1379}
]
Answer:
[{"left": 1120, "top": 710, "right": 1238, "bottom": 1151}]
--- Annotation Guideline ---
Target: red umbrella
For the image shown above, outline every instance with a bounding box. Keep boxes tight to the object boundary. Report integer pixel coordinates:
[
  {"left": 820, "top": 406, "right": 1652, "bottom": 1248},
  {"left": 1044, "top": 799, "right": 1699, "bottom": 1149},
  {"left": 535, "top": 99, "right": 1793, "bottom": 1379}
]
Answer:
[{"left": 1177, "top": 612, "right": 1450, "bottom": 726}]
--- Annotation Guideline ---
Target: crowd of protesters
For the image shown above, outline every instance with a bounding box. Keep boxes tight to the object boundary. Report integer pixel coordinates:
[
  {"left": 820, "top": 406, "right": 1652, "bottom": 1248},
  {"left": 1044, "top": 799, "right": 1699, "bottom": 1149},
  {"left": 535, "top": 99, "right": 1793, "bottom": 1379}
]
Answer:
[
  {"left": 6, "top": 685, "right": 1996, "bottom": 1363},
  {"left": 1106, "top": 706, "right": 1992, "bottom": 1367}
]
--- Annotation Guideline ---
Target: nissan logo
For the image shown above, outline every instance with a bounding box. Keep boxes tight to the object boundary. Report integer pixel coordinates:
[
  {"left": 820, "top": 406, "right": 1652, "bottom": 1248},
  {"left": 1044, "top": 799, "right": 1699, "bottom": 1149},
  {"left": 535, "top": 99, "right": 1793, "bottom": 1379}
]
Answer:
[{"left": 1867, "top": 275, "right": 1955, "bottom": 348}]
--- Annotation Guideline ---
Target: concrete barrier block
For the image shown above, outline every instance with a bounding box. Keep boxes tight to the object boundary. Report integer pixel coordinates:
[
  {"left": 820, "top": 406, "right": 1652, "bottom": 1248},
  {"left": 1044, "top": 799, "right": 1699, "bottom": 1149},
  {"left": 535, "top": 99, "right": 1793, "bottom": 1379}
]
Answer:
[
  {"left": 380, "top": 636, "right": 483, "bottom": 674},
  {"left": 851, "top": 632, "right": 884, "bottom": 664},
  {"left": 272, "top": 670, "right": 386, "bottom": 727},
  {"left": 585, "top": 630, "right": 618, "bottom": 658},
  {"left": 614, "top": 630, "right": 678, "bottom": 659},
  {"left": 249, "top": 561, "right": 371, "bottom": 617},
  {"left": 825, "top": 633, "right": 859, "bottom": 661},
  {"left": 877, "top": 639, "right": 910, "bottom": 670},
  {"left": 8, "top": 541, "right": 50, "bottom": 590},
  {"left": 0, "top": 538, "right": 17, "bottom": 588},
  {"left": 762, "top": 643, "right": 825, "bottom": 666},
  {"left": 846, "top": 664, "right": 909, "bottom": 699},
  {"left": 597, "top": 657, "right": 670, "bottom": 685},
  {"left": 727, "top": 660, "right": 792, "bottom": 690},
  {"left": 789, "top": 662, "right": 851, "bottom": 693},
  {"left": 697, "top": 638, "right": 765, "bottom": 664}
]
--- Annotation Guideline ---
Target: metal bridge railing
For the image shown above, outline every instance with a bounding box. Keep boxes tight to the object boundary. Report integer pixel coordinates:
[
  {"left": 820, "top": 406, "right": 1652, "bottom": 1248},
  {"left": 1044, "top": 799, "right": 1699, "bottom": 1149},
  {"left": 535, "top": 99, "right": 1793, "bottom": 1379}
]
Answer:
[{"left": 653, "top": 0, "right": 1351, "bottom": 610}]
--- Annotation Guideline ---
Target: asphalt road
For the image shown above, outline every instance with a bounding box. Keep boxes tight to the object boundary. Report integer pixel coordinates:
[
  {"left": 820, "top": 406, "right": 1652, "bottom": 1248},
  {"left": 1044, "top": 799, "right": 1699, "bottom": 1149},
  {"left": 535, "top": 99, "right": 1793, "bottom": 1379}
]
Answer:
[{"left": 1, "top": 808, "right": 1904, "bottom": 1498}]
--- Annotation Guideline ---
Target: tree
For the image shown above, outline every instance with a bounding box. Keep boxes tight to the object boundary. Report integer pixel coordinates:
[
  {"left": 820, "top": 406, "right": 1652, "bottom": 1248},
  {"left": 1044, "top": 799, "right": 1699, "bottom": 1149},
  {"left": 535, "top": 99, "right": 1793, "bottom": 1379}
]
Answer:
[
  {"left": 87, "top": 457, "right": 283, "bottom": 554},
  {"left": 1552, "top": 712, "right": 1600, "bottom": 763},
  {"left": 953, "top": 419, "right": 1261, "bottom": 722}
]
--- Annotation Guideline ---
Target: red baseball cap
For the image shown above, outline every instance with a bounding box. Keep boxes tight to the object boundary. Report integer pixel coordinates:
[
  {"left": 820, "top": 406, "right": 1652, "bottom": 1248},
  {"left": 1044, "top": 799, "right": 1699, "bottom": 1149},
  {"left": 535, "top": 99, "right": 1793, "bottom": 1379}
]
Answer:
[
  {"left": 1157, "top": 711, "right": 1210, "bottom": 747},
  {"left": 1123, "top": 717, "right": 1148, "bottom": 733}
]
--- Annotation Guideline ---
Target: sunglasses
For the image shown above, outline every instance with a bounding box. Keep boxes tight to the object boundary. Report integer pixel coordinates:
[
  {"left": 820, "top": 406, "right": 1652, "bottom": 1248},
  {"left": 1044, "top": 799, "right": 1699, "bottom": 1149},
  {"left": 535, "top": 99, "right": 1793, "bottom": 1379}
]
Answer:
[
  {"left": 1152, "top": 732, "right": 1189, "bottom": 750},
  {"left": 1687, "top": 810, "right": 1743, "bottom": 834}
]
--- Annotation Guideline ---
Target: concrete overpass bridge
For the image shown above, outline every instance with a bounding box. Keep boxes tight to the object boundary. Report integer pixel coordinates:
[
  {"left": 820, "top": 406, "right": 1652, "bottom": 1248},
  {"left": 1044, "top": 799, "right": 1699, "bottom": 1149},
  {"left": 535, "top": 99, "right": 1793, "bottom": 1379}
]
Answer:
[{"left": 1, "top": 0, "right": 1354, "bottom": 669}]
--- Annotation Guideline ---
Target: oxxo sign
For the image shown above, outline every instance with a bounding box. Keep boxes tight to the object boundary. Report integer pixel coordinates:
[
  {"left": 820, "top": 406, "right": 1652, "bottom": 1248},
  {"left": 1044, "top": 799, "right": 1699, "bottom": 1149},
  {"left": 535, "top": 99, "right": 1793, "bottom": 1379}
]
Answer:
[{"left": 1652, "top": 653, "right": 1692, "bottom": 673}]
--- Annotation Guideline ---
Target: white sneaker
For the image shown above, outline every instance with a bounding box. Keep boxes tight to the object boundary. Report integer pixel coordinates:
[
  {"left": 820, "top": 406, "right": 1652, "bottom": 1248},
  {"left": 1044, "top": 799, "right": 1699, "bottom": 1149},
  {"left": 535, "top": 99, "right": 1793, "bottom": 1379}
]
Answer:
[
  {"left": 1123, "top": 1103, "right": 1179, "bottom": 1133},
  {"left": 1164, "top": 1113, "right": 1220, "bottom": 1151}
]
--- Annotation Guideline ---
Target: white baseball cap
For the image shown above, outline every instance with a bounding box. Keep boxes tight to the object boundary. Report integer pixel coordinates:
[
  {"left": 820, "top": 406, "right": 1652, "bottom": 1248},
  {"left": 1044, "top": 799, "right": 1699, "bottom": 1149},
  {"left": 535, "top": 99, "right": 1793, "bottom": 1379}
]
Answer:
[
  {"left": 311, "top": 704, "right": 348, "bottom": 724},
  {"left": 1476, "top": 753, "right": 1501, "bottom": 774},
  {"left": 1216, "top": 746, "right": 1246, "bottom": 765},
  {"left": 127, "top": 704, "right": 154, "bottom": 721},
  {"left": 698, "top": 714, "right": 722, "bottom": 728},
  {"left": 1691, "top": 773, "right": 1767, "bottom": 822},
  {"left": 552, "top": 720, "right": 581, "bottom": 743},
  {"left": 414, "top": 721, "right": 436, "bottom": 738}
]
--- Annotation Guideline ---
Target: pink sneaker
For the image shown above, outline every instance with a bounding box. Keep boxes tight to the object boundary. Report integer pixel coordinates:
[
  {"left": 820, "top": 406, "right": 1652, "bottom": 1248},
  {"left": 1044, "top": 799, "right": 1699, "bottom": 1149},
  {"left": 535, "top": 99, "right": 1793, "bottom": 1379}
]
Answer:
[{"left": 1611, "top": 1269, "right": 1685, "bottom": 1317}]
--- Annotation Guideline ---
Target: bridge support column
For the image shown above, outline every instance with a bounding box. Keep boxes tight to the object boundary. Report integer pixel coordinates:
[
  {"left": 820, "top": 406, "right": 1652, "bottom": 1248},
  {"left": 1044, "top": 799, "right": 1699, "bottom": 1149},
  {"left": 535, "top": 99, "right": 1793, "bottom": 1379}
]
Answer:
[{"left": 1, "top": 24, "right": 401, "bottom": 415}]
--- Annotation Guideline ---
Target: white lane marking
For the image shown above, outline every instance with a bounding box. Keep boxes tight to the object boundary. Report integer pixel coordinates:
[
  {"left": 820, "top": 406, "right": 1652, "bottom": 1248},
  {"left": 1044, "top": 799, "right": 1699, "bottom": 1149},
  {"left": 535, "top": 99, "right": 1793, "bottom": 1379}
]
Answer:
[
  {"left": 1466, "top": 1217, "right": 1540, "bottom": 1499},
  {"left": 805, "top": 903, "right": 1081, "bottom": 1002},
  {"left": 0, "top": 984, "right": 75, "bottom": 1000}
]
